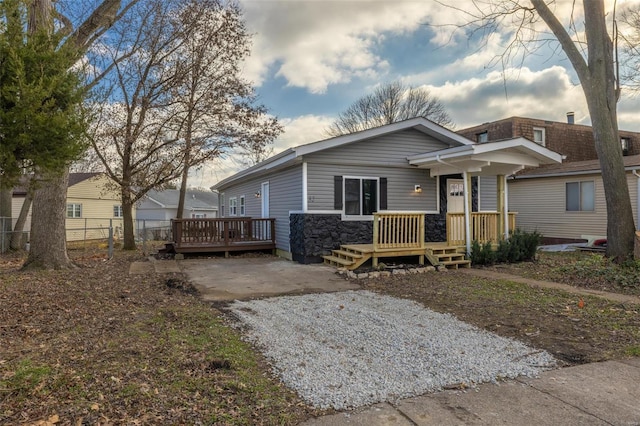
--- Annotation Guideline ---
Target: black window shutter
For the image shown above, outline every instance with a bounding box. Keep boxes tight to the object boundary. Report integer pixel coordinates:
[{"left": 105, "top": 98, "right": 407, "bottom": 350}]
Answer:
[
  {"left": 380, "top": 177, "right": 388, "bottom": 210},
  {"left": 334, "top": 176, "right": 343, "bottom": 210}
]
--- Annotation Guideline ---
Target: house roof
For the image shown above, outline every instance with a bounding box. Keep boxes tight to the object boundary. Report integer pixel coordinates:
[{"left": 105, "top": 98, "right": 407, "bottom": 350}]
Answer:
[
  {"left": 213, "top": 117, "right": 473, "bottom": 190},
  {"left": 68, "top": 172, "right": 102, "bottom": 187},
  {"left": 12, "top": 172, "right": 103, "bottom": 196},
  {"left": 515, "top": 154, "right": 640, "bottom": 178},
  {"left": 144, "top": 189, "right": 218, "bottom": 210}
]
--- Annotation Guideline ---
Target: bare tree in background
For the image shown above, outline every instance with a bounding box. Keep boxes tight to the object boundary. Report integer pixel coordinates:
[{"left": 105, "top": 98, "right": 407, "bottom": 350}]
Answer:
[
  {"left": 326, "top": 80, "right": 454, "bottom": 137},
  {"left": 90, "top": 0, "right": 281, "bottom": 248},
  {"left": 447, "top": 0, "right": 635, "bottom": 261},
  {"left": 168, "top": 0, "right": 281, "bottom": 219}
]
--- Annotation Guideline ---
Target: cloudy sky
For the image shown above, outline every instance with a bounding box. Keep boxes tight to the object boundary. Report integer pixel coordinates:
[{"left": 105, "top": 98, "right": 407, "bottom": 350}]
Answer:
[{"left": 192, "top": 0, "right": 640, "bottom": 188}]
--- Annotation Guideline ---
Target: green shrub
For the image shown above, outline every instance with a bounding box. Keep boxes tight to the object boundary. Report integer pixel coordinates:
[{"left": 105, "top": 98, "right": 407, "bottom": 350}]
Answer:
[
  {"left": 470, "top": 240, "right": 496, "bottom": 265},
  {"left": 470, "top": 229, "right": 541, "bottom": 266}
]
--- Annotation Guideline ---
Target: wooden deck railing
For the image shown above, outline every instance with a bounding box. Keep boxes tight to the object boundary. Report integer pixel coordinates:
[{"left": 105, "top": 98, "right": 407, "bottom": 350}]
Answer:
[
  {"left": 171, "top": 218, "right": 275, "bottom": 253},
  {"left": 446, "top": 212, "right": 517, "bottom": 246},
  {"left": 373, "top": 213, "right": 425, "bottom": 250}
]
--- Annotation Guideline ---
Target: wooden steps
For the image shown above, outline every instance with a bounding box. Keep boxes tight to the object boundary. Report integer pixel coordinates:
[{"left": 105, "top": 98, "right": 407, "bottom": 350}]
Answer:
[
  {"left": 426, "top": 246, "right": 471, "bottom": 269},
  {"left": 323, "top": 243, "right": 471, "bottom": 271},
  {"left": 323, "top": 246, "right": 371, "bottom": 270}
]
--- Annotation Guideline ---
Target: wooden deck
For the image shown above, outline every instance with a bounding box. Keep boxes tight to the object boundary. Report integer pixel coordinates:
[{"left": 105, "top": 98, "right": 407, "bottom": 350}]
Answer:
[{"left": 170, "top": 218, "right": 276, "bottom": 255}]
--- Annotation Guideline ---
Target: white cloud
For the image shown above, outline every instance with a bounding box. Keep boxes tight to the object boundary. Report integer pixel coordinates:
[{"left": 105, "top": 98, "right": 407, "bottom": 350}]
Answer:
[
  {"left": 189, "top": 114, "right": 335, "bottom": 188},
  {"left": 240, "top": 0, "right": 440, "bottom": 93},
  {"left": 424, "top": 66, "right": 588, "bottom": 128}
]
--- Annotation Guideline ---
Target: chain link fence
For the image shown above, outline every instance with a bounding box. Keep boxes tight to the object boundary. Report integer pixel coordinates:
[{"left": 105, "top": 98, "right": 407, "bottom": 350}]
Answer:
[{"left": 0, "top": 217, "right": 173, "bottom": 256}]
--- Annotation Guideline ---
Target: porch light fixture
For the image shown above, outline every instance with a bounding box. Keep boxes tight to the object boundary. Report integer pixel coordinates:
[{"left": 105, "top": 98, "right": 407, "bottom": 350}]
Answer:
[
  {"left": 414, "top": 184, "right": 422, "bottom": 193},
  {"left": 254, "top": 191, "right": 261, "bottom": 198}
]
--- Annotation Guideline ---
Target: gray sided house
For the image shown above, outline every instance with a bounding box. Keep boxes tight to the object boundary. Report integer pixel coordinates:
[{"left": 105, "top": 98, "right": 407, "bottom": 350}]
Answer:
[
  {"left": 509, "top": 154, "right": 640, "bottom": 244},
  {"left": 213, "top": 117, "right": 563, "bottom": 264},
  {"left": 137, "top": 189, "right": 219, "bottom": 229}
]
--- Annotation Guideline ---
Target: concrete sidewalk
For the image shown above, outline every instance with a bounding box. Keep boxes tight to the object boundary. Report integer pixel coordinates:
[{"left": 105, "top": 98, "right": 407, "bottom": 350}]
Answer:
[{"left": 302, "top": 358, "right": 640, "bottom": 425}]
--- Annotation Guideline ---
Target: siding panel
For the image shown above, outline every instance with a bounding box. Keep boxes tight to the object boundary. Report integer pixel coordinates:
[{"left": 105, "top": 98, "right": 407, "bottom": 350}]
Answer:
[
  {"left": 307, "top": 163, "right": 437, "bottom": 212},
  {"left": 219, "top": 165, "right": 302, "bottom": 252},
  {"left": 479, "top": 177, "right": 498, "bottom": 211},
  {"left": 508, "top": 173, "right": 640, "bottom": 240},
  {"left": 307, "top": 129, "right": 450, "bottom": 166}
]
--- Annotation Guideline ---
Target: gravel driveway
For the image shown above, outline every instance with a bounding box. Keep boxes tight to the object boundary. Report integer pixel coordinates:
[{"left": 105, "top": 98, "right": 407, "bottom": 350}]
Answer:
[{"left": 227, "top": 290, "right": 557, "bottom": 410}]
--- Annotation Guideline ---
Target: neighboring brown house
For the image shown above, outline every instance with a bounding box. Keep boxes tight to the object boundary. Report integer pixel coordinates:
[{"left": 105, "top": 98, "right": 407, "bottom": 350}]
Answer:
[{"left": 457, "top": 114, "right": 640, "bottom": 163}]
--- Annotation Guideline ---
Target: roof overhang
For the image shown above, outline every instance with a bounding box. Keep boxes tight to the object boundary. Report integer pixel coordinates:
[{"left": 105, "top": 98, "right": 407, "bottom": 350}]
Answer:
[
  {"left": 407, "top": 137, "right": 564, "bottom": 177},
  {"left": 213, "top": 117, "right": 474, "bottom": 190}
]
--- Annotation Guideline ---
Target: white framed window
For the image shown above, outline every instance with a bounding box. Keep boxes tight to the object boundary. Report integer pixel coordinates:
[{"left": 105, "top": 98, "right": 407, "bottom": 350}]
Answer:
[
  {"left": 192, "top": 213, "right": 206, "bottom": 218},
  {"left": 344, "top": 177, "right": 378, "bottom": 218},
  {"left": 533, "top": 127, "right": 546, "bottom": 146},
  {"left": 229, "top": 197, "right": 237, "bottom": 216},
  {"left": 113, "top": 205, "right": 123, "bottom": 218},
  {"left": 566, "top": 181, "right": 595, "bottom": 212},
  {"left": 239, "top": 195, "right": 246, "bottom": 216},
  {"left": 67, "top": 203, "right": 82, "bottom": 218},
  {"left": 477, "top": 131, "right": 488, "bottom": 143},
  {"left": 220, "top": 193, "right": 225, "bottom": 217}
]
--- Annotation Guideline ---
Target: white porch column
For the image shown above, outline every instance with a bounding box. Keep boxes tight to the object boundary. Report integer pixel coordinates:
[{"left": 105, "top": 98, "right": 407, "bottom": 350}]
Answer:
[
  {"left": 503, "top": 174, "right": 509, "bottom": 239},
  {"left": 463, "top": 171, "right": 471, "bottom": 255}
]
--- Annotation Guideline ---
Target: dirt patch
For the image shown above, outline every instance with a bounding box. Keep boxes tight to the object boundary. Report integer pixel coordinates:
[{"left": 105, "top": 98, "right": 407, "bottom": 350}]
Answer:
[
  {"left": 0, "top": 250, "right": 317, "bottom": 425},
  {"left": 360, "top": 270, "right": 640, "bottom": 366}
]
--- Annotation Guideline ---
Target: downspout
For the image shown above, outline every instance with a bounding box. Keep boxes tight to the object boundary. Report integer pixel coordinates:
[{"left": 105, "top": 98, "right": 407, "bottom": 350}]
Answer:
[
  {"left": 503, "top": 174, "right": 509, "bottom": 240},
  {"left": 633, "top": 170, "right": 640, "bottom": 230},
  {"left": 436, "top": 155, "right": 472, "bottom": 255},
  {"left": 302, "top": 162, "right": 308, "bottom": 213}
]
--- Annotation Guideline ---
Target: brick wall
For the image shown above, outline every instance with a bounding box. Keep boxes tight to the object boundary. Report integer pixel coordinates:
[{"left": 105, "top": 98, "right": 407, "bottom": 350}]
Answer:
[{"left": 457, "top": 116, "right": 640, "bottom": 162}]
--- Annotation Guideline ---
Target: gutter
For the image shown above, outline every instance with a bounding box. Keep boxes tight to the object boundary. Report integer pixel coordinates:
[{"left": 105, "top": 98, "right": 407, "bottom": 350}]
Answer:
[{"left": 634, "top": 170, "right": 640, "bottom": 230}]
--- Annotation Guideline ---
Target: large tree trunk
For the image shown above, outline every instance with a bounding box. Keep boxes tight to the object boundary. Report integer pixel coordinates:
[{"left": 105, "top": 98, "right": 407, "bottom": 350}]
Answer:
[
  {"left": 0, "top": 187, "right": 12, "bottom": 254},
  {"left": 10, "top": 191, "right": 32, "bottom": 250},
  {"left": 582, "top": 3, "right": 636, "bottom": 260},
  {"left": 122, "top": 188, "right": 136, "bottom": 250},
  {"left": 23, "top": 170, "right": 75, "bottom": 270},
  {"left": 532, "top": 0, "right": 636, "bottom": 260}
]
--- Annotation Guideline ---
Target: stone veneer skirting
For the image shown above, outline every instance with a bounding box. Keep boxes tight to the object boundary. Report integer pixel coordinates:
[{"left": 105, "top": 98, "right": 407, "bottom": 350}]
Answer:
[{"left": 289, "top": 213, "right": 448, "bottom": 264}]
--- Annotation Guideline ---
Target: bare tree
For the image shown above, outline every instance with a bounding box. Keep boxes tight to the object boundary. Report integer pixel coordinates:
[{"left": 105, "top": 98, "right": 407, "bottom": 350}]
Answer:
[
  {"left": 90, "top": 0, "right": 280, "bottom": 247},
  {"left": 448, "top": 0, "right": 635, "bottom": 261},
  {"left": 326, "top": 80, "right": 454, "bottom": 137},
  {"left": 168, "top": 0, "right": 281, "bottom": 219}
]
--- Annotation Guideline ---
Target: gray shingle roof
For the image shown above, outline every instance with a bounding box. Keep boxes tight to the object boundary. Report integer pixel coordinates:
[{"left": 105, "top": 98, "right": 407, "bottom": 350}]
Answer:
[{"left": 146, "top": 189, "right": 218, "bottom": 210}]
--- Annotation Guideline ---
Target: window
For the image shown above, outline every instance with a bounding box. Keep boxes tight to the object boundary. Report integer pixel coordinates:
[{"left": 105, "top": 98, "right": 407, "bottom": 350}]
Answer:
[
  {"left": 533, "top": 127, "right": 545, "bottom": 146},
  {"left": 566, "top": 181, "right": 595, "bottom": 211},
  {"left": 621, "top": 137, "right": 630, "bottom": 155},
  {"left": 344, "top": 177, "right": 378, "bottom": 216},
  {"left": 113, "top": 205, "right": 123, "bottom": 218},
  {"left": 192, "top": 213, "right": 206, "bottom": 218},
  {"left": 229, "top": 197, "right": 237, "bottom": 216},
  {"left": 220, "top": 193, "right": 225, "bottom": 217},
  {"left": 240, "top": 195, "right": 246, "bottom": 216},
  {"left": 477, "top": 131, "right": 488, "bottom": 143},
  {"left": 67, "top": 203, "right": 82, "bottom": 218}
]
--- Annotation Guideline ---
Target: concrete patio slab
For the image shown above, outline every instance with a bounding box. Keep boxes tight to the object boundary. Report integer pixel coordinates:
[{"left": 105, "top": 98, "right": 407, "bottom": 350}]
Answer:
[{"left": 178, "top": 257, "right": 359, "bottom": 301}]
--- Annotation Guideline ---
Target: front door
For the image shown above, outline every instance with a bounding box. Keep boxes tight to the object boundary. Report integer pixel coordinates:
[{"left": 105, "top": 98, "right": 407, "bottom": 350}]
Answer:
[
  {"left": 261, "top": 182, "right": 270, "bottom": 218},
  {"left": 447, "top": 179, "right": 464, "bottom": 213}
]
